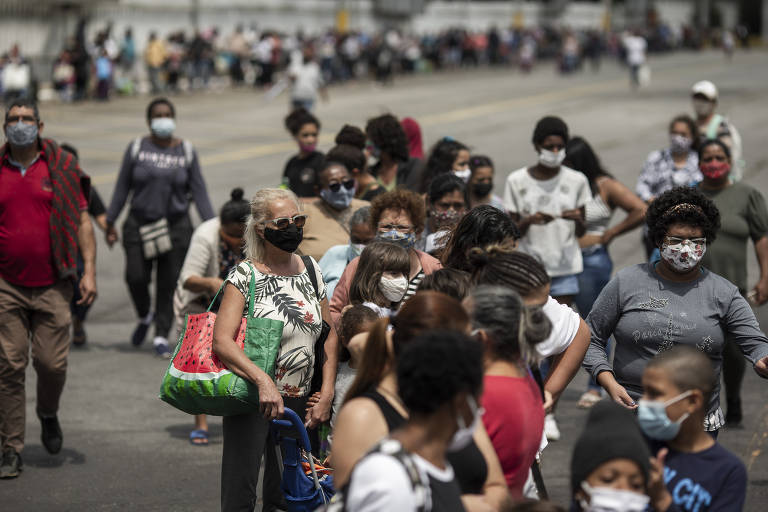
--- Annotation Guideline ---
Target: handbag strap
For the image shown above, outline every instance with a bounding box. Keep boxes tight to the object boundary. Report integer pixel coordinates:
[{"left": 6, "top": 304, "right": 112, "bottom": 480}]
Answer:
[
  {"left": 206, "top": 261, "right": 256, "bottom": 316},
  {"left": 302, "top": 255, "right": 321, "bottom": 301}
]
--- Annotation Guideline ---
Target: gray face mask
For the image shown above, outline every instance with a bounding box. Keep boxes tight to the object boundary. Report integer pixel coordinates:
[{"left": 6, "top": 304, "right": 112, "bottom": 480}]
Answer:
[{"left": 6, "top": 122, "right": 39, "bottom": 147}]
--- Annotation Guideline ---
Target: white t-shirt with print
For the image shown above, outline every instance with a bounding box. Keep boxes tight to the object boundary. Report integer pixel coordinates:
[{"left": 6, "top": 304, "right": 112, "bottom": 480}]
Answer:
[
  {"left": 226, "top": 258, "right": 326, "bottom": 398},
  {"left": 503, "top": 166, "right": 591, "bottom": 277}
]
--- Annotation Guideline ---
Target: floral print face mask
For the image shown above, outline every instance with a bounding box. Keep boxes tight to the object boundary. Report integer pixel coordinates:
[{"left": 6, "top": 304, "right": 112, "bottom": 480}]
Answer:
[{"left": 660, "top": 236, "right": 706, "bottom": 273}]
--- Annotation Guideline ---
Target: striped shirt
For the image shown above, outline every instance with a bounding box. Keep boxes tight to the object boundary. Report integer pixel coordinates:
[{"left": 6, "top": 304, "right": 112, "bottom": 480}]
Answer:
[{"left": 404, "top": 270, "right": 425, "bottom": 302}]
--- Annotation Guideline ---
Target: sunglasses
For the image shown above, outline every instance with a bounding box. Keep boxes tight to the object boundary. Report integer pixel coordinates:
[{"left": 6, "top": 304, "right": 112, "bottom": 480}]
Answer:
[
  {"left": 328, "top": 179, "right": 355, "bottom": 192},
  {"left": 265, "top": 214, "right": 307, "bottom": 230}
]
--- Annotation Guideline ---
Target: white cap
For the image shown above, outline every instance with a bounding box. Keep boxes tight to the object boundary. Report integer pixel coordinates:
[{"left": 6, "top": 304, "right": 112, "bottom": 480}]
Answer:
[{"left": 692, "top": 80, "right": 718, "bottom": 100}]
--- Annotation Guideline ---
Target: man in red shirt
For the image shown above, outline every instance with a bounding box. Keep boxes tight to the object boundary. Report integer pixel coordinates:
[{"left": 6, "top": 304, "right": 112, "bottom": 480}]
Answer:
[{"left": 0, "top": 99, "right": 97, "bottom": 479}]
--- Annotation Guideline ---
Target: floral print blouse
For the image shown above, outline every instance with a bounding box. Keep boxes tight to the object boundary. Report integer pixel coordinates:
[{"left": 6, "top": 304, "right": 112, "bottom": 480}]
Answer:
[{"left": 227, "top": 258, "right": 326, "bottom": 398}]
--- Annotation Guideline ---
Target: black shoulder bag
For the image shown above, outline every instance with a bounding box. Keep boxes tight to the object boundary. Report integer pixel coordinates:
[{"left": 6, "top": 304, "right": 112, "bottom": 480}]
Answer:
[{"left": 302, "top": 255, "right": 331, "bottom": 395}]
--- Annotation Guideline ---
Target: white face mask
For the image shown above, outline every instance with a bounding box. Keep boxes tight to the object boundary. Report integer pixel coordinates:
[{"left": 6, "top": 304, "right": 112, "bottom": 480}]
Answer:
[
  {"left": 379, "top": 275, "right": 408, "bottom": 303},
  {"left": 452, "top": 167, "right": 471, "bottom": 182},
  {"left": 692, "top": 98, "right": 715, "bottom": 118},
  {"left": 580, "top": 482, "right": 650, "bottom": 512},
  {"left": 538, "top": 148, "right": 566, "bottom": 169},
  {"left": 448, "top": 395, "right": 483, "bottom": 453},
  {"left": 150, "top": 117, "right": 176, "bottom": 138}
]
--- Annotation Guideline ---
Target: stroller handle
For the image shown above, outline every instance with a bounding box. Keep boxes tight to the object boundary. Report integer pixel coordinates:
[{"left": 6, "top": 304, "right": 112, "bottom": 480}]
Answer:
[{"left": 271, "top": 407, "right": 312, "bottom": 453}]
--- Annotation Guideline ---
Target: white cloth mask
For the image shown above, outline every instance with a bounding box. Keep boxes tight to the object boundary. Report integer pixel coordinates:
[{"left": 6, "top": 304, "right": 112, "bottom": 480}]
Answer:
[
  {"left": 661, "top": 238, "right": 706, "bottom": 273},
  {"left": 379, "top": 275, "right": 408, "bottom": 303},
  {"left": 580, "top": 482, "right": 650, "bottom": 512},
  {"left": 538, "top": 148, "right": 566, "bottom": 169}
]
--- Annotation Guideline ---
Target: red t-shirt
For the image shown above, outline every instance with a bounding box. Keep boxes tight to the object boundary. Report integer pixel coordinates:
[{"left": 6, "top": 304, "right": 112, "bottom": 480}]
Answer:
[
  {"left": 481, "top": 374, "right": 544, "bottom": 497},
  {"left": 0, "top": 153, "right": 87, "bottom": 287}
]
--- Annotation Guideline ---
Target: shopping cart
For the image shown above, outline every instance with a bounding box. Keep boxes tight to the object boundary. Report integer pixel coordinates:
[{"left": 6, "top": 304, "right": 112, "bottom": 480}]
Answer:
[{"left": 270, "top": 408, "right": 335, "bottom": 511}]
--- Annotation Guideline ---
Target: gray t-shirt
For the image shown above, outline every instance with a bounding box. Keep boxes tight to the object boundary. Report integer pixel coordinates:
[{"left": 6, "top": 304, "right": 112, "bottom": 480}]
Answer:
[{"left": 584, "top": 263, "right": 768, "bottom": 430}]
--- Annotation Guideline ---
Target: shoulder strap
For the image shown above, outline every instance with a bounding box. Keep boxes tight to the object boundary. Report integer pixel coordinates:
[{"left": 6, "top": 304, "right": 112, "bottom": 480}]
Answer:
[
  {"left": 301, "top": 255, "right": 321, "bottom": 301},
  {"left": 182, "top": 139, "right": 194, "bottom": 166},
  {"left": 131, "top": 136, "right": 142, "bottom": 161},
  {"left": 706, "top": 114, "right": 724, "bottom": 139}
]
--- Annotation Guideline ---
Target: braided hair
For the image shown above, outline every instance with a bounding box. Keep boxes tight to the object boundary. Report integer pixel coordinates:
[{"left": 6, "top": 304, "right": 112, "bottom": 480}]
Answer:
[{"left": 468, "top": 245, "right": 550, "bottom": 298}]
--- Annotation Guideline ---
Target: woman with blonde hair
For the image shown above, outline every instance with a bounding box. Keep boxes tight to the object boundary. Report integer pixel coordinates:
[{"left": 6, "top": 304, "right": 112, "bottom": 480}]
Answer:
[{"left": 213, "top": 188, "right": 338, "bottom": 512}]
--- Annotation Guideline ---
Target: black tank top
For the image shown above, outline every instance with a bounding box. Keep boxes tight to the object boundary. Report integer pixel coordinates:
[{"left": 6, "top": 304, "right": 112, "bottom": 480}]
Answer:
[
  {"left": 362, "top": 389, "right": 488, "bottom": 496},
  {"left": 428, "top": 474, "right": 467, "bottom": 512}
]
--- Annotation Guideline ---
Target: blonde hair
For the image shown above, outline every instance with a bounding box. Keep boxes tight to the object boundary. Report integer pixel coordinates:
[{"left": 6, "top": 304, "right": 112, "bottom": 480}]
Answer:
[{"left": 244, "top": 188, "right": 302, "bottom": 262}]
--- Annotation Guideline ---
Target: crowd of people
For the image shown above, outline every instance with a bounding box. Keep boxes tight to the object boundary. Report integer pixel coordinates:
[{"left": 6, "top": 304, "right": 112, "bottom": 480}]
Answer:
[
  {"left": 0, "top": 16, "right": 753, "bottom": 104},
  {"left": 0, "top": 68, "right": 767, "bottom": 512}
]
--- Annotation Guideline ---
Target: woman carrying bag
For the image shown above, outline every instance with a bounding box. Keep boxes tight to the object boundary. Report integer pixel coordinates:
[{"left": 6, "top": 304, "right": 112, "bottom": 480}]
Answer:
[
  {"left": 106, "top": 97, "right": 215, "bottom": 356},
  {"left": 213, "top": 188, "right": 338, "bottom": 512}
]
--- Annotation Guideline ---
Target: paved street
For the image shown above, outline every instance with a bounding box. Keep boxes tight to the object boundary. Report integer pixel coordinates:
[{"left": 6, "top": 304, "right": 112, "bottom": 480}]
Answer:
[{"left": 4, "top": 49, "right": 768, "bottom": 510}]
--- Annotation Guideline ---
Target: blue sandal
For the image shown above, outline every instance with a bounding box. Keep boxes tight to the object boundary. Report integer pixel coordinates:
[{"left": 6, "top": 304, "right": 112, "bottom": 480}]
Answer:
[{"left": 189, "top": 429, "right": 209, "bottom": 446}]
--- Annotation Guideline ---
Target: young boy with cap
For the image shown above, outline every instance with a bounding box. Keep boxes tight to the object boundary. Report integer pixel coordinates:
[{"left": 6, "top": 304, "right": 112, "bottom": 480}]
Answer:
[
  {"left": 639, "top": 345, "right": 747, "bottom": 512},
  {"left": 570, "top": 400, "right": 657, "bottom": 511}
]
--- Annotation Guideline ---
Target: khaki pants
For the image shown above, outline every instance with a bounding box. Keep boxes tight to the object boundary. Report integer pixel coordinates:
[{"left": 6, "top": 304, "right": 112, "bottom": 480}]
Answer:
[{"left": 0, "top": 277, "right": 73, "bottom": 453}]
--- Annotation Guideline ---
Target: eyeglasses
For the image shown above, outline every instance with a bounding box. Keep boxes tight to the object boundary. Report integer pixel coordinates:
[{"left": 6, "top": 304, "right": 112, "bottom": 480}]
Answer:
[
  {"left": 378, "top": 223, "right": 413, "bottom": 233},
  {"left": 264, "top": 214, "right": 307, "bottom": 230},
  {"left": 664, "top": 236, "right": 706, "bottom": 246},
  {"left": 328, "top": 179, "right": 355, "bottom": 192}
]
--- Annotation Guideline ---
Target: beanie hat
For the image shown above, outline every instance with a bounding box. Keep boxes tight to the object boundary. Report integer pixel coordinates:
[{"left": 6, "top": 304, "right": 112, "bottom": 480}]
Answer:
[
  {"left": 570, "top": 400, "right": 651, "bottom": 495},
  {"left": 532, "top": 116, "right": 569, "bottom": 146}
]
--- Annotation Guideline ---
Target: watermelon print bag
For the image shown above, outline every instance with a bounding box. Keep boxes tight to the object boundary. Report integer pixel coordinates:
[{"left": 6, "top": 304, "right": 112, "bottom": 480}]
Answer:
[{"left": 159, "top": 262, "right": 284, "bottom": 416}]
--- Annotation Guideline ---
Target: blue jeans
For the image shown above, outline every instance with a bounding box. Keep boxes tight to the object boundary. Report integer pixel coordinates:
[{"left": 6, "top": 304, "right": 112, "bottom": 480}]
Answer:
[{"left": 575, "top": 245, "right": 613, "bottom": 392}]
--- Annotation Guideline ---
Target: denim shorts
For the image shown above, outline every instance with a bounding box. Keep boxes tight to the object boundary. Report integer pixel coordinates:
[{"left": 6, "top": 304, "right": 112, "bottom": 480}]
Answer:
[{"left": 550, "top": 273, "right": 580, "bottom": 297}]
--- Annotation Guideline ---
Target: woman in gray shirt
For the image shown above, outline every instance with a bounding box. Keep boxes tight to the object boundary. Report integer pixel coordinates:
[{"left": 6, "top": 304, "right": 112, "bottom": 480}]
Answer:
[
  {"left": 106, "top": 97, "right": 214, "bottom": 356},
  {"left": 583, "top": 187, "right": 768, "bottom": 433}
]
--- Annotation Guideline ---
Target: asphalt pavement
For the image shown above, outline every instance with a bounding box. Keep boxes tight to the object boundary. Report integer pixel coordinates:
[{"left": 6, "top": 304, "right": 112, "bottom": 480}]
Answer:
[{"left": 3, "top": 49, "right": 768, "bottom": 510}]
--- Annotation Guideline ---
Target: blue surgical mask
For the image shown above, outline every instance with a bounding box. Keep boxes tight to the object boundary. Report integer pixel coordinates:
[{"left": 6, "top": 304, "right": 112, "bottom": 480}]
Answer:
[
  {"left": 376, "top": 230, "right": 416, "bottom": 250},
  {"left": 320, "top": 185, "right": 355, "bottom": 210},
  {"left": 150, "top": 117, "right": 176, "bottom": 138},
  {"left": 637, "top": 390, "right": 692, "bottom": 440},
  {"left": 6, "top": 122, "right": 39, "bottom": 147}
]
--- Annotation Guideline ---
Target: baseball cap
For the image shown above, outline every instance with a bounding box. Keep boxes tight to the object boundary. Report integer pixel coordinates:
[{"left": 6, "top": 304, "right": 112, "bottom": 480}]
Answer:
[{"left": 692, "top": 80, "right": 718, "bottom": 100}]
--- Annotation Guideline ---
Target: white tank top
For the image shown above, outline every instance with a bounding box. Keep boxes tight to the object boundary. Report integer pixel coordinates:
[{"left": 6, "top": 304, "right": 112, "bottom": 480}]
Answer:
[{"left": 584, "top": 193, "right": 613, "bottom": 236}]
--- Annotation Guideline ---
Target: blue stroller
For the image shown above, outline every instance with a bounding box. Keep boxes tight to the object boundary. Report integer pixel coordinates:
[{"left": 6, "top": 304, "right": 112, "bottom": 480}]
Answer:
[{"left": 270, "top": 408, "right": 335, "bottom": 511}]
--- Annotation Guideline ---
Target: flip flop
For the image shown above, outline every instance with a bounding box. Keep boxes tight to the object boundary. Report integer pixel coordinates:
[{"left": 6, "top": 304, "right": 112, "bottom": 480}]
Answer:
[
  {"left": 577, "top": 391, "right": 602, "bottom": 409},
  {"left": 189, "top": 429, "right": 209, "bottom": 446}
]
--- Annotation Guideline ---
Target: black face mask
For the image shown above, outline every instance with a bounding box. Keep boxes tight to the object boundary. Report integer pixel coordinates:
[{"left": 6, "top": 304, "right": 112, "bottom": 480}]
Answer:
[
  {"left": 472, "top": 182, "right": 493, "bottom": 197},
  {"left": 264, "top": 224, "right": 304, "bottom": 253}
]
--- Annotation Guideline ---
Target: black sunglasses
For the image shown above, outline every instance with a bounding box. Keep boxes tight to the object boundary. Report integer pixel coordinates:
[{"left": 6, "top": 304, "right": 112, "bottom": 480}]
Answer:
[{"left": 328, "top": 179, "right": 355, "bottom": 192}]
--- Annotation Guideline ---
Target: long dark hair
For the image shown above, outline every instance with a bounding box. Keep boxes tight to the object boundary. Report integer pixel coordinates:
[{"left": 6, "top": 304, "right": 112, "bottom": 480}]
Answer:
[
  {"left": 563, "top": 136, "right": 611, "bottom": 196},
  {"left": 420, "top": 138, "right": 469, "bottom": 193}
]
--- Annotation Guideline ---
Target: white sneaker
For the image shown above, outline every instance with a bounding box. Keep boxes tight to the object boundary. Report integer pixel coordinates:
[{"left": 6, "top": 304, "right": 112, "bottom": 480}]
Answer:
[{"left": 544, "top": 413, "right": 561, "bottom": 441}]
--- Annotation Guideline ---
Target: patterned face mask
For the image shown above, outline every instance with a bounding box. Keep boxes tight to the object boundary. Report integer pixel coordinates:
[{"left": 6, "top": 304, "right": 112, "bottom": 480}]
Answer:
[{"left": 660, "top": 236, "right": 706, "bottom": 272}]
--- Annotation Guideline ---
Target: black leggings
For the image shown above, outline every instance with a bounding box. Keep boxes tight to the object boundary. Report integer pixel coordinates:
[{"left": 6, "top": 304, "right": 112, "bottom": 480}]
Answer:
[
  {"left": 122, "top": 214, "right": 192, "bottom": 338},
  {"left": 722, "top": 337, "right": 745, "bottom": 421}
]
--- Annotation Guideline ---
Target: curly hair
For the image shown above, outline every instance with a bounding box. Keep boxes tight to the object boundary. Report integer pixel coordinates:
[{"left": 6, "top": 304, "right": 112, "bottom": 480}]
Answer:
[
  {"left": 441, "top": 205, "right": 521, "bottom": 272},
  {"left": 645, "top": 187, "right": 720, "bottom": 246},
  {"left": 369, "top": 189, "right": 426, "bottom": 235},
  {"left": 397, "top": 330, "right": 484, "bottom": 416},
  {"left": 326, "top": 144, "right": 366, "bottom": 174},
  {"left": 284, "top": 108, "right": 320, "bottom": 135},
  {"left": 698, "top": 138, "right": 731, "bottom": 161},
  {"left": 335, "top": 124, "right": 366, "bottom": 149},
  {"left": 420, "top": 138, "right": 469, "bottom": 193},
  {"left": 365, "top": 114, "right": 409, "bottom": 163}
]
